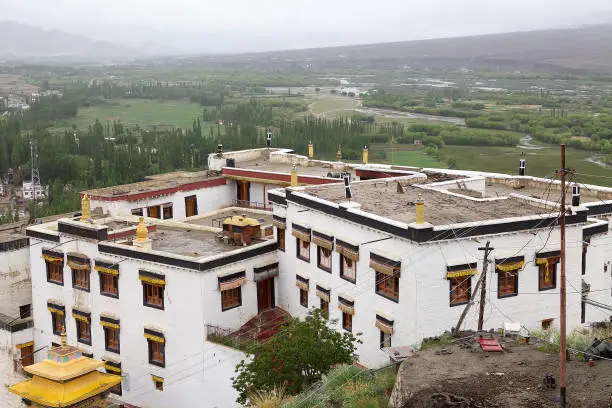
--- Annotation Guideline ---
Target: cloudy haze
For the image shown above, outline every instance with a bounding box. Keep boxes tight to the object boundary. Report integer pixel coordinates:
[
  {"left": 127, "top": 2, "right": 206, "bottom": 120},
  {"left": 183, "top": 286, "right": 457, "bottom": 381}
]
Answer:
[{"left": 3, "top": 0, "right": 612, "bottom": 53}]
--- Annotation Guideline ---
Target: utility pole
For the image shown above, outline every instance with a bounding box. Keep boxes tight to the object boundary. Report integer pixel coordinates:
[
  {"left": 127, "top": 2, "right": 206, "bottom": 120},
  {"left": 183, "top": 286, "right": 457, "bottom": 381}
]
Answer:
[
  {"left": 478, "top": 242, "right": 494, "bottom": 332},
  {"left": 558, "top": 144, "right": 568, "bottom": 408},
  {"left": 454, "top": 240, "right": 492, "bottom": 335}
]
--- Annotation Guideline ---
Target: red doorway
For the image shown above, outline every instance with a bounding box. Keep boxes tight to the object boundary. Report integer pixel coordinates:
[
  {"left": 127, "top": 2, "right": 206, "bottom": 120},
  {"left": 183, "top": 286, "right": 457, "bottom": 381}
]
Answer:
[{"left": 257, "top": 278, "right": 275, "bottom": 313}]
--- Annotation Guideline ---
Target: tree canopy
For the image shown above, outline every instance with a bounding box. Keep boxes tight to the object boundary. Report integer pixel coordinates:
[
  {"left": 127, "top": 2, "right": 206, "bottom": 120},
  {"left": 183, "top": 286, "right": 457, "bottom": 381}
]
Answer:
[{"left": 232, "top": 309, "right": 360, "bottom": 405}]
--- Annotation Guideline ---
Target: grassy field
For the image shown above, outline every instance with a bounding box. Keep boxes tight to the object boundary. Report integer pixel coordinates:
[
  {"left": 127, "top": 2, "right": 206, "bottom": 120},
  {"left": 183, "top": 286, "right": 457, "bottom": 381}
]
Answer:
[
  {"left": 49, "top": 99, "right": 215, "bottom": 133},
  {"left": 373, "top": 144, "right": 611, "bottom": 187}
]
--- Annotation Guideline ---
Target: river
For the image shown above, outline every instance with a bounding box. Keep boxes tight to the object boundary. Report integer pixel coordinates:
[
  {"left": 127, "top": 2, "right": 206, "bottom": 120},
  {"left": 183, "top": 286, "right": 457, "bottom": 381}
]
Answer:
[{"left": 353, "top": 107, "right": 466, "bottom": 125}]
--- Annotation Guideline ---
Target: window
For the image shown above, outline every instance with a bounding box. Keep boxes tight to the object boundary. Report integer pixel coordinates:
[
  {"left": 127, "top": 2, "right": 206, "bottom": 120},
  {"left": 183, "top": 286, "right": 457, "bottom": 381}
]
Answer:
[
  {"left": 296, "top": 238, "right": 310, "bottom": 262},
  {"left": 299, "top": 288, "right": 308, "bottom": 307},
  {"left": 320, "top": 298, "right": 329, "bottom": 317},
  {"left": 498, "top": 271, "right": 518, "bottom": 298},
  {"left": 162, "top": 203, "right": 173, "bottom": 220},
  {"left": 51, "top": 312, "right": 65, "bottom": 335},
  {"left": 143, "top": 283, "right": 164, "bottom": 309},
  {"left": 106, "top": 366, "right": 122, "bottom": 395},
  {"left": 76, "top": 319, "right": 91, "bottom": 345},
  {"left": 380, "top": 331, "right": 391, "bottom": 349},
  {"left": 131, "top": 208, "right": 143, "bottom": 216},
  {"left": 104, "top": 327, "right": 120, "bottom": 353},
  {"left": 100, "top": 273, "right": 119, "bottom": 297},
  {"left": 340, "top": 255, "right": 356, "bottom": 283},
  {"left": 72, "top": 268, "right": 90, "bottom": 291},
  {"left": 317, "top": 246, "right": 332, "bottom": 272},
  {"left": 153, "top": 376, "right": 164, "bottom": 391},
  {"left": 542, "top": 319, "right": 553, "bottom": 330},
  {"left": 19, "top": 304, "right": 31, "bottom": 319},
  {"left": 147, "top": 205, "right": 161, "bottom": 219},
  {"left": 185, "top": 195, "right": 198, "bottom": 217},
  {"left": 277, "top": 228, "right": 285, "bottom": 251},
  {"left": 342, "top": 312, "right": 352, "bottom": 332},
  {"left": 449, "top": 277, "right": 471, "bottom": 306},
  {"left": 538, "top": 263, "right": 557, "bottom": 291},
  {"left": 46, "top": 261, "right": 63, "bottom": 285},
  {"left": 221, "top": 287, "right": 242, "bottom": 311},
  {"left": 148, "top": 340, "right": 165, "bottom": 367},
  {"left": 375, "top": 272, "right": 399, "bottom": 302}
]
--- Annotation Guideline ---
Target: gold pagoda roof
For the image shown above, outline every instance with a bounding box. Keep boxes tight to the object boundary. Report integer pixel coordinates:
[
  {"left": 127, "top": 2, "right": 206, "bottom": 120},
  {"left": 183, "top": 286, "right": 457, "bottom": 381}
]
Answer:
[
  {"left": 223, "top": 215, "right": 260, "bottom": 227},
  {"left": 9, "top": 371, "right": 121, "bottom": 408},
  {"left": 8, "top": 330, "right": 121, "bottom": 407}
]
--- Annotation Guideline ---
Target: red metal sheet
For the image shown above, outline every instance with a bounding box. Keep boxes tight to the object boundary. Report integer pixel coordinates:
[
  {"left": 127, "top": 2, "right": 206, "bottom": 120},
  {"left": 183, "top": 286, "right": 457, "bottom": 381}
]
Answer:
[{"left": 478, "top": 337, "right": 504, "bottom": 352}]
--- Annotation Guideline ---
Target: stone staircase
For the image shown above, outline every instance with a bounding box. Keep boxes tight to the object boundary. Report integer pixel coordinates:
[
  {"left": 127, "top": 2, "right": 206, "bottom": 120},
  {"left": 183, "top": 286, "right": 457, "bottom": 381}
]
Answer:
[{"left": 230, "top": 307, "right": 292, "bottom": 344}]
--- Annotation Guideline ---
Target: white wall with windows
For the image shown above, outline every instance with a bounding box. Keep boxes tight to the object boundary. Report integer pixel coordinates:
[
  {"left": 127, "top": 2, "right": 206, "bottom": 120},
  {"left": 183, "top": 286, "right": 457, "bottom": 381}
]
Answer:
[{"left": 273, "top": 198, "right": 587, "bottom": 367}]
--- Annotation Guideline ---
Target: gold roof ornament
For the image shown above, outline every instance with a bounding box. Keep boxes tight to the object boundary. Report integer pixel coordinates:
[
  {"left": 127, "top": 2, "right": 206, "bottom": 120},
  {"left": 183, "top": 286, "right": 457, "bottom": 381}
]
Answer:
[
  {"left": 60, "top": 326, "right": 67, "bottom": 347},
  {"left": 135, "top": 217, "right": 148, "bottom": 242},
  {"left": 415, "top": 193, "right": 425, "bottom": 224},
  {"left": 223, "top": 215, "right": 261, "bottom": 227},
  {"left": 80, "top": 194, "right": 91, "bottom": 222},
  {"left": 336, "top": 144, "right": 342, "bottom": 161}
]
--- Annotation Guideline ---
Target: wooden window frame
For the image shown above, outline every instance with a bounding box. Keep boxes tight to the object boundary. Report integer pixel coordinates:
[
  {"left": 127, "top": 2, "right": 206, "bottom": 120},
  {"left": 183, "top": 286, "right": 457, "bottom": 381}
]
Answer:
[
  {"left": 185, "top": 195, "right": 198, "bottom": 217},
  {"left": 375, "top": 272, "right": 399, "bottom": 302},
  {"left": 320, "top": 298, "right": 329, "bottom": 318},
  {"left": 380, "top": 331, "right": 391, "bottom": 349},
  {"left": 342, "top": 312, "right": 352, "bottom": 332},
  {"left": 340, "top": 255, "right": 356, "bottom": 283},
  {"left": 147, "top": 205, "right": 161, "bottom": 219},
  {"left": 76, "top": 319, "right": 91, "bottom": 345},
  {"left": 100, "top": 273, "right": 119, "bottom": 298},
  {"left": 154, "top": 378, "right": 164, "bottom": 391},
  {"left": 538, "top": 263, "right": 557, "bottom": 291},
  {"left": 104, "top": 326, "right": 120, "bottom": 354},
  {"left": 449, "top": 276, "right": 471, "bottom": 307},
  {"left": 142, "top": 282, "right": 165, "bottom": 310},
  {"left": 299, "top": 288, "right": 308, "bottom": 308},
  {"left": 296, "top": 238, "right": 310, "bottom": 262},
  {"left": 317, "top": 246, "right": 332, "bottom": 272},
  {"left": 46, "top": 261, "right": 64, "bottom": 285},
  {"left": 19, "top": 304, "right": 31, "bottom": 319},
  {"left": 497, "top": 270, "right": 519, "bottom": 298},
  {"left": 148, "top": 340, "right": 165, "bottom": 368},
  {"left": 541, "top": 318, "right": 553, "bottom": 330},
  {"left": 162, "top": 203, "right": 173, "bottom": 220},
  {"left": 277, "top": 228, "right": 285, "bottom": 251},
  {"left": 51, "top": 312, "right": 65, "bottom": 336},
  {"left": 131, "top": 208, "right": 144, "bottom": 216},
  {"left": 72, "top": 268, "right": 90, "bottom": 292},
  {"left": 221, "top": 286, "right": 242, "bottom": 311}
]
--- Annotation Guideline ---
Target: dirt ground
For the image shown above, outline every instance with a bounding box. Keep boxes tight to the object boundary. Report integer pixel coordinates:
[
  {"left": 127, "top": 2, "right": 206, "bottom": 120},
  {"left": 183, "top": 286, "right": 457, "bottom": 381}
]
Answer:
[{"left": 391, "top": 338, "right": 612, "bottom": 408}]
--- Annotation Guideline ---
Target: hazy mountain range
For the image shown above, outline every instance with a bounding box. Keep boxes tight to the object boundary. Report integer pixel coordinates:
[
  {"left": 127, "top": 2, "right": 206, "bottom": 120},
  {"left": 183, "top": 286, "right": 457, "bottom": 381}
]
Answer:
[{"left": 2, "top": 20, "right": 612, "bottom": 73}]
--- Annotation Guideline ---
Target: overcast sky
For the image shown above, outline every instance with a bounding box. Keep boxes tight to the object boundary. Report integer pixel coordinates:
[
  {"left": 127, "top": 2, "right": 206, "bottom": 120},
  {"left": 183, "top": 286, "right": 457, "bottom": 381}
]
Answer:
[{"left": 3, "top": 0, "right": 612, "bottom": 53}]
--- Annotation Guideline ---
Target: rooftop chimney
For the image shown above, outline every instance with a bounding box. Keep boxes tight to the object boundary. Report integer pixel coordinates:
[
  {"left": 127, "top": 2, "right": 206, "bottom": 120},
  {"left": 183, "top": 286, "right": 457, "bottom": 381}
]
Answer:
[
  {"left": 216, "top": 143, "right": 223, "bottom": 157},
  {"left": 362, "top": 145, "right": 369, "bottom": 164},
  {"left": 572, "top": 184, "right": 581, "bottom": 206},
  {"left": 344, "top": 174, "right": 352, "bottom": 200},
  {"left": 415, "top": 193, "right": 425, "bottom": 224},
  {"left": 519, "top": 159, "right": 526, "bottom": 176},
  {"left": 308, "top": 141, "right": 314, "bottom": 159},
  {"left": 266, "top": 129, "right": 272, "bottom": 147}
]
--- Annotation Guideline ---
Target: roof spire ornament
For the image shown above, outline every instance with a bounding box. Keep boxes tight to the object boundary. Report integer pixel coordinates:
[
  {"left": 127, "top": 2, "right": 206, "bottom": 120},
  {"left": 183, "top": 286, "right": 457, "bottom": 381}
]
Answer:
[
  {"left": 136, "top": 217, "right": 148, "bottom": 242},
  {"left": 80, "top": 194, "right": 91, "bottom": 222}
]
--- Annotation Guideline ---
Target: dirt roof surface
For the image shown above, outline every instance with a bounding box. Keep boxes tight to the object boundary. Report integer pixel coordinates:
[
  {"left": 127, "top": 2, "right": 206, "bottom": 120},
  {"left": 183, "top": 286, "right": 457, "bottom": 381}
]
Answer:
[
  {"left": 149, "top": 227, "right": 242, "bottom": 257},
  {"left": 391, "top": 339, "right": 611, "bottom": 408},
  {"left": 238, "top": 159, "right": 355, "bottom": 178},
  {"left": 305, "top": 181, "right": 545, "bottom": 225},
  {"left": 83, "top": 171, "right": 223, "bottom": 198}
]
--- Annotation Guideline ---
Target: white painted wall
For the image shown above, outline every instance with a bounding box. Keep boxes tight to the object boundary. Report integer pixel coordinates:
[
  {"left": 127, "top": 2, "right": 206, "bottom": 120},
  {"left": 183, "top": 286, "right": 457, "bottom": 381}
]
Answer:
[
  {"left": 583, "top": 229, "right": 612, "bottom": 323},
  {"left": 274, "top": 199, "right": 587, "bottom": 367},
  {"left": 0, "top": 247, "right": 31, "bottom": 319},
  {"left": 90, "top": 182, "right": 235, "bottom": 220},
  {"left": 29, "top": 233, "right": 276, "bottom": 408},
  {"left": 248, "top": 182, "right": 279, "bottom": 208}
]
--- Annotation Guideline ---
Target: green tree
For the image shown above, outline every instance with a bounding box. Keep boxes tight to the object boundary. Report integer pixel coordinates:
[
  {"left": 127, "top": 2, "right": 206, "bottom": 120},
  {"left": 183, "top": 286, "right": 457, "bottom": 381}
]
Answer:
[{"left": 232, "top": 309, "right": 360, "bottom": 405}]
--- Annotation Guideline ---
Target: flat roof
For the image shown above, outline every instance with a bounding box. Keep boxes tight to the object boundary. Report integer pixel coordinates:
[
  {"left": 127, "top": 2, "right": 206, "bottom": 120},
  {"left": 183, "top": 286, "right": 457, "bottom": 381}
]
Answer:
[
  {"left": 83, "top": 171, "right": 224, "bottom": 199},
  {"left": 304, "top": 181, "right": 547, "bottom": 226},
  {"left": 149, "top": 226, "right": 263, "bottom": 257},
  {"left": 237, "top": 159, "right": 355, "bottom": 178}
]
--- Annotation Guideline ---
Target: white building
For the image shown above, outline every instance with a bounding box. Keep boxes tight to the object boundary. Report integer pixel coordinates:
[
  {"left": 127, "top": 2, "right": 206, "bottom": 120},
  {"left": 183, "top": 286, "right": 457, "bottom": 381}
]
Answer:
[
  {"left": 22, "top": 146, "right": 612, "bottom": 407},
  {"left": 22, "top": 181, "right": 47, "bottom": 200}
]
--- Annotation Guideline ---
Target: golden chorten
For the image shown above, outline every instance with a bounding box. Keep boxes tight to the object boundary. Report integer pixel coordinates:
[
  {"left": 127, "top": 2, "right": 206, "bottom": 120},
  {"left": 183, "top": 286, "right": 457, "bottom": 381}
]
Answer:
[
  {"left": 135, "top": 216, "right": 148, "bottom": 242},
  {"left": 80, "top": 194, "right": 91, "bottom": 222},
  {"left": 8, "top": 328, "right": 121, "bottom": 408}
]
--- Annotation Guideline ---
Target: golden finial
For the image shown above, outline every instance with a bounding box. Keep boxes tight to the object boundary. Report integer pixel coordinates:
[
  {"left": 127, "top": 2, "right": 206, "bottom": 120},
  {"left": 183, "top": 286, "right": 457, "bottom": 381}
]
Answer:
[
  {"left": 60, "top": 325, "right": 67, "bottom": 347},
  {"left": 136, "top": 217, "right": 148, "bottom": 242},
  {"left": 80, "top": 194, "right": 91, "bottom": 222},
  {"left": 336, "top": 144, "right": 342, "bottom": 161},
  {"left": 290, "top": 164, "right": 298, "bottom": 187},
  {"left": 416, "top": 193, "right": 425, "bottom": 224}
]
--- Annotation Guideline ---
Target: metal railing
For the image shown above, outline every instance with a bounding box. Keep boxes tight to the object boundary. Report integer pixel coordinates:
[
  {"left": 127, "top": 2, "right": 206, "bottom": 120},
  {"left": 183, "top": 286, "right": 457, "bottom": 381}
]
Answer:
[{"left": 233, "top": 200, "right": 272, "bottom": 211}]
